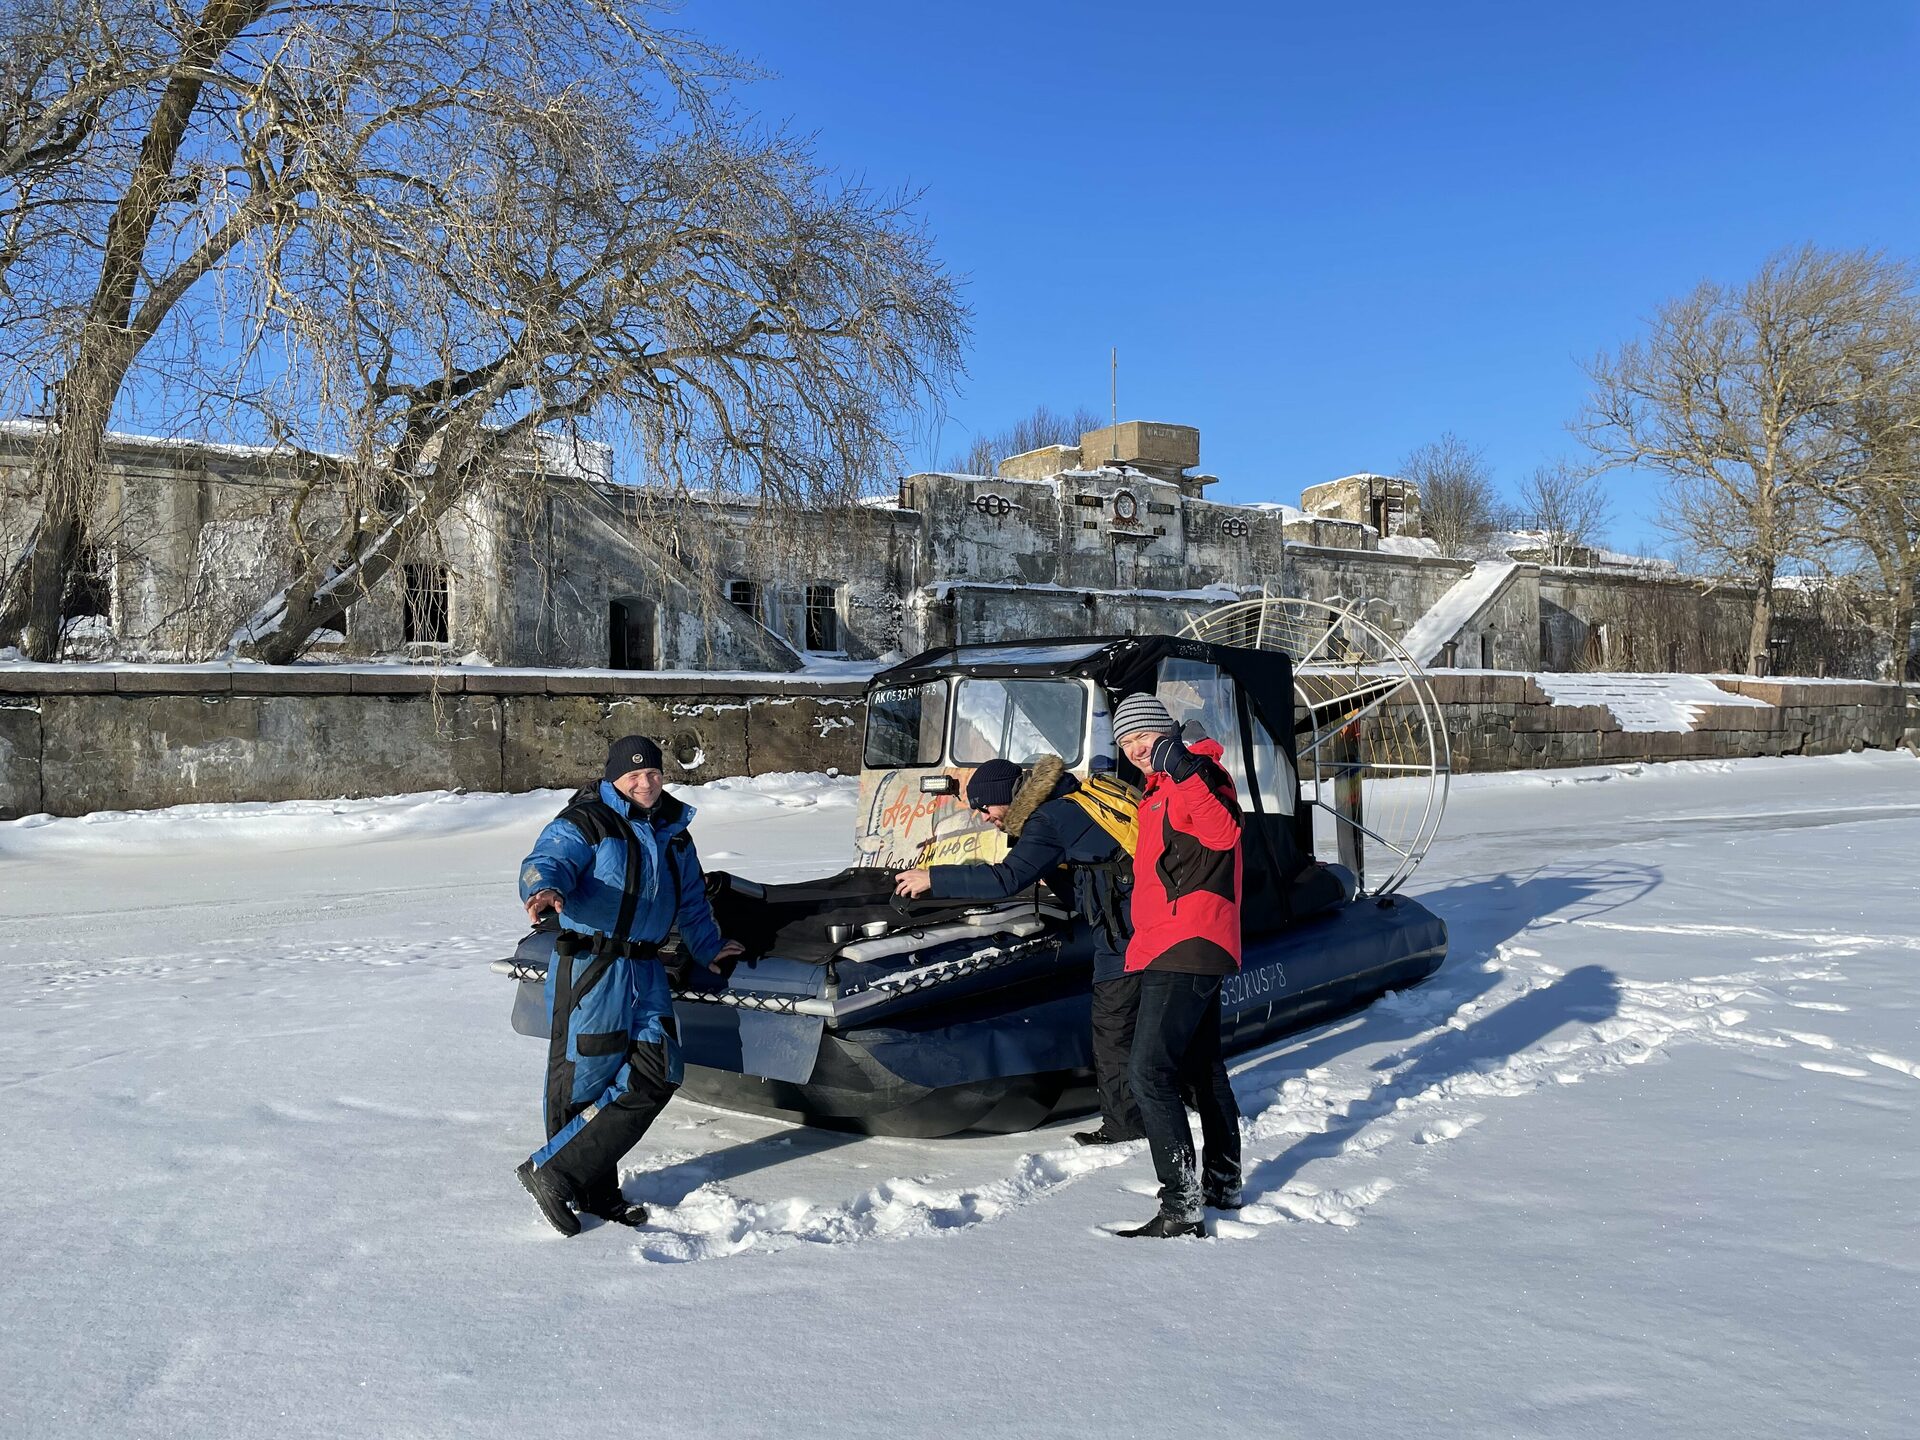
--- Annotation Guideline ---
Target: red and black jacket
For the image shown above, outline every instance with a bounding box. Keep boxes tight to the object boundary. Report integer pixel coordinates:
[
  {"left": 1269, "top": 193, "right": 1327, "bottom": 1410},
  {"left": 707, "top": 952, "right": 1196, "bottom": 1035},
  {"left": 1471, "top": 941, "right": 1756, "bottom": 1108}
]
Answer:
[{"left": 1124, "top": 738, "right": 1244, "bottom": 976}]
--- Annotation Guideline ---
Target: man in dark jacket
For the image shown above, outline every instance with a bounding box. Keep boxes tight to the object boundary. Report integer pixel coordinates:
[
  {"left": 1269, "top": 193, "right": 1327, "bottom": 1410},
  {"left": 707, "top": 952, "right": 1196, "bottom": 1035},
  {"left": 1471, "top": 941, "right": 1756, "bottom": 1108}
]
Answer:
[
  {"left": 1112, "top": 693, "right": 1244, "bottom": 1239},
  {"left": 514, "top": 735, "right": 742, "bottom": 1236},
  {"left": 894, "top": 756, "right": 1144, "bottom": 1144}
]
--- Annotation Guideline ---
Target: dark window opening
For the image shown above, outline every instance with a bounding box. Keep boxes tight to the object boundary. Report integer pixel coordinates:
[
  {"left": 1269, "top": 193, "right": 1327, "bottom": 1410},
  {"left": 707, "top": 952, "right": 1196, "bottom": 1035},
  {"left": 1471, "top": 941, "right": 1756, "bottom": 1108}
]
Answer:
[
  {"left": 1075, "top": 494, "right": 1105, "bottom": 508},
  {"left": 403, "top": 563, "right": 450, "bottom": 644},
  {"left": 804, "top": 583, "right": 839, "bottom": 651},
  {"left": 61, "top": 544, "right": 111, "bottom": 620},
  {"left": 726, "top": 578, "right": 760, "bottom": 620}
]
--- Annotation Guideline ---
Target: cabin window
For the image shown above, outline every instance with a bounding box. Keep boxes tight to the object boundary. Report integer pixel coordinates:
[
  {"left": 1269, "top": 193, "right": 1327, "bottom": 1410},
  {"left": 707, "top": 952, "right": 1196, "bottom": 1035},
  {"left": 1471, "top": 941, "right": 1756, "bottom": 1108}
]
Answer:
[
  {"left": 1245, "top": 717, "right": 1296, "bottom": 816},
  {"left": 864, "top": 679, "right": 949, "bottom": 768},
  {"left": 1153, "top": 656, "right": 1245, "bottom": 781},
  {"left": 951, "top": 678, "right": 1086, "bottom": 767}
]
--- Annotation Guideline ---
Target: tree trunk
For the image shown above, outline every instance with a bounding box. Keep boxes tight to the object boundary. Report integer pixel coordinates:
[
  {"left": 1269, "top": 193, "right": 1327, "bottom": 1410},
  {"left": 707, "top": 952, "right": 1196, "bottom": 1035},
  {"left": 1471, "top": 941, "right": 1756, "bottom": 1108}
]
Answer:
[
  {"left": 1890, "top": 571, "right": 1916, "bottom": 683},
  {"left": 238, "top": 499, "right": 430, "bottom": 665},
  {"left": 0, "top": 0, "right": 273, "bottom": 656},
  {"left": 14, "top": 514, "right": 81, "bottom": 660},
  {"left": 1746, "top": 560, "right": 1776, "bottom": 676}
]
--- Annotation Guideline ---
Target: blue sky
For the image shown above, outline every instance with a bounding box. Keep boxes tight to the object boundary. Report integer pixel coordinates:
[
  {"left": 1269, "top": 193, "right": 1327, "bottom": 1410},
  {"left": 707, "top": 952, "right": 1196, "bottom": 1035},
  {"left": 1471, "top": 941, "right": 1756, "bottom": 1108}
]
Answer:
[{"left": 692, "top": 0, "right": 1920, "bottom": 552}]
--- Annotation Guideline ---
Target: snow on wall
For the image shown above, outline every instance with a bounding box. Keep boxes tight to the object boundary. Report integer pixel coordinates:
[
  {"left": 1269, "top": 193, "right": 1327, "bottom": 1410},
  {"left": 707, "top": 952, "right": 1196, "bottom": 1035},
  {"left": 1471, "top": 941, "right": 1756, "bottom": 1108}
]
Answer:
[
  {"left": 1400, "top": 560, "right": 1520, "bottom": 664},
  {"left": 1533, "top": 673, "right": 1774, "bottom": 733}
]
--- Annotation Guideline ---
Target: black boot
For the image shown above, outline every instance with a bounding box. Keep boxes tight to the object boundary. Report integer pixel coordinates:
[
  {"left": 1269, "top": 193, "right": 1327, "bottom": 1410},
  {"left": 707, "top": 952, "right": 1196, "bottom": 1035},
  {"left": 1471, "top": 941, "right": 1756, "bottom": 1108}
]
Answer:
[
  {"left": 1204, "top": 1188, "right": 1244, "bottom": 1211},
  {"left": 1118, "top": 1212, "right": 1206, "bottom": 1239},
  {"left": 582, "top": 1196, "right": 650, "bottom": 1228},
  {"left": 516, "top": 1160, "right": 581, "bottom": 1237},
  {"left": 1073, "top": 1127, "right": 1141, "bottom": 1146}
]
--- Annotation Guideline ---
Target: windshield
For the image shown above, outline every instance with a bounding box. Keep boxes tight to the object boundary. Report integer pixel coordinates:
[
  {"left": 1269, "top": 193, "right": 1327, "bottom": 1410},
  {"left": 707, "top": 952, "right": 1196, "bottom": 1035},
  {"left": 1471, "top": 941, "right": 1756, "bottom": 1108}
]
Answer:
[
  {"left": 864, "top": 679, "right": 949, "bottom": 768},
  {"left": 951, "top": 678, "right": 1087, "bottom": 766}
]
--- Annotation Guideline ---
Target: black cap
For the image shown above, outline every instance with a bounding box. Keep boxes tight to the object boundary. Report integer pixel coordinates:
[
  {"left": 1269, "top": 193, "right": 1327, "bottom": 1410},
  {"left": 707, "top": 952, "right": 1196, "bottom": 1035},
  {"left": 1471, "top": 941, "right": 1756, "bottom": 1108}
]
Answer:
[
  {"left": 965, "top": 758, "right": 1022, "bottom": 810},
  {"left": 605, "top": 735, "right": 665, "bottom": 784}
]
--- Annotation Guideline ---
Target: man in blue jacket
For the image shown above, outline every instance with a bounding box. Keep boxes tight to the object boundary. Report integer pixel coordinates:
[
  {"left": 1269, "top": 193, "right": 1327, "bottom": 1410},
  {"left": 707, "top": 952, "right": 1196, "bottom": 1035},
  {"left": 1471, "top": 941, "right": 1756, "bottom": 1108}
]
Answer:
[
  {"left": 514, "top": 735, "right": 741, "bottom": 1236},
  {"left": 894, "top": 756, "right": 1144, "bottom": 1144}
]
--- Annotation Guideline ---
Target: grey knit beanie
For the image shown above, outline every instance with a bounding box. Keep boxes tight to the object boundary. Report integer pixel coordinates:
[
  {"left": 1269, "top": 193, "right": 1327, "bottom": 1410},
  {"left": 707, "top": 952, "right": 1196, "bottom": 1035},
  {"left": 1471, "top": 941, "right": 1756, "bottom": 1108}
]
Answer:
[{"left": 1112, "top": 692, "right": 1176, "bottom": 741}]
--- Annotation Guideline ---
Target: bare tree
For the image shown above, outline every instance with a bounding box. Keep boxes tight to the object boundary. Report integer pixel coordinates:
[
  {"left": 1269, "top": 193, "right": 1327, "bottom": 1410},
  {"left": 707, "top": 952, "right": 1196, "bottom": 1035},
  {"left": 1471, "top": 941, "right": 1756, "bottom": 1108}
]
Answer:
[
  {"left": 0, "top": 2, "right": 962, "bottom": 662},
  {"left": 1819, "top": 320, "right": 1920, "bottom": 679},
  {"left": 1401, "top": 432, "right": 1501, "bottom": 557},
  {"left": 1578, "top": 244, "right": 1912, "bottom": 676},
  {"left": 226, "top": 31, "right": 961, "bottom": 662},
  {"left": 944, "top": 403, "right": 1105, "bottom": 475},
  {"left": 1514, "top": 458, "right": 1611, "bottom": 566}
]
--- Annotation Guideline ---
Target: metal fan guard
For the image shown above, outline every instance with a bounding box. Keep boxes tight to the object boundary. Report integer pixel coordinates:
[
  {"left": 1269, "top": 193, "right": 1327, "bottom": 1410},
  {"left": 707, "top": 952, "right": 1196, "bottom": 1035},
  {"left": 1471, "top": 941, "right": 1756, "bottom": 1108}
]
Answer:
[{"left": 1182, "top": 596, "right": 1451, "bottom": 894}]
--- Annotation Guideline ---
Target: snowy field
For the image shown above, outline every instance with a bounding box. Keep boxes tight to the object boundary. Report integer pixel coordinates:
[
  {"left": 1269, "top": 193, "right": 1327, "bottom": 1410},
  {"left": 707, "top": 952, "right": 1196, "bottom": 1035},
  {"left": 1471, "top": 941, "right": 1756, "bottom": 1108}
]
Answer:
[{"left": 3, "top": 754, "right": 1918, "bottom": 1438}]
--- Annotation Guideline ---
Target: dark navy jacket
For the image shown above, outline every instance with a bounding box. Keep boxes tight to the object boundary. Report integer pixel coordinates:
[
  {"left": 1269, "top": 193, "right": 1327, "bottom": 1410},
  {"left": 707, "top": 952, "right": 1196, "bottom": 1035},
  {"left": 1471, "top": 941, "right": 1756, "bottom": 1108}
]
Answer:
[{"left": 926, "top": 774, "right": 1133, "bottom": 982}]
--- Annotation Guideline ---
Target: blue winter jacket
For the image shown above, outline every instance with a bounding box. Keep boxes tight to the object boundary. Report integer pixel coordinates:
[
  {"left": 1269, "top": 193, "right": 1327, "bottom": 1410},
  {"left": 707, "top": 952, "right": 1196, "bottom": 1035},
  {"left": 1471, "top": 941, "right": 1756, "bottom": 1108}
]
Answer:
[
  {"left": 518, "top": 782, "right": 726, "bottom": 1069},
  {"left": 927, "top": 771, "right": 1133, "bottom": 982}
]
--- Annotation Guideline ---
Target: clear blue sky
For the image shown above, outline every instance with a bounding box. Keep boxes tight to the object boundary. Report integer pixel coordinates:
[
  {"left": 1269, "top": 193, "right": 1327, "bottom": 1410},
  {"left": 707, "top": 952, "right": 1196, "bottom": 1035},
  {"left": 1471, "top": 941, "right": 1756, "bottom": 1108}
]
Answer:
[{"left": 693, "top": 0, "right": 1920, "bottom": 552}]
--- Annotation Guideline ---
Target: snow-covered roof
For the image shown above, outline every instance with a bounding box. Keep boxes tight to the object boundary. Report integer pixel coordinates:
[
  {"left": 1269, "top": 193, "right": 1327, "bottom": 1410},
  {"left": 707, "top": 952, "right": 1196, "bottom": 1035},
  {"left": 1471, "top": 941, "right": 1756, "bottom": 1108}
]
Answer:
[
  {"left": 1378, "top": 535, "right": 1443, "bottom": 558},
  {"left": 1239, "top": 501, "right": 1312, "bottom": 523},
  {"left": 0, "top": 418, "right": 336, "bottom": 464}
]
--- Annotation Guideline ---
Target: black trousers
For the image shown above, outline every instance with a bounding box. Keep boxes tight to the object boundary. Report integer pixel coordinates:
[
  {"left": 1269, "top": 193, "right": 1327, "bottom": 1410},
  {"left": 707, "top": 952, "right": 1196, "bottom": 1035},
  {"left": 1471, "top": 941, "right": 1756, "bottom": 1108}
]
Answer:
[
  {"left": 1127, "top": 972, "right": 1242, "bottom": 1222},
  {"left": 1090, "top": 974, "right": 1146, "bottom": 1139},
  {"left": 542, "top": 1034, "right": 678, "bottom": 1208}
]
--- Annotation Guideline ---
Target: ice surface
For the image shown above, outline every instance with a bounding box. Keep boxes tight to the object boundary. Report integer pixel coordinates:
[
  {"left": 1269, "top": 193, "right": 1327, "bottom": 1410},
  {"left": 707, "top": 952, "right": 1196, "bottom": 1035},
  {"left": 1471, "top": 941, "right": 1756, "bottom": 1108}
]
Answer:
[{"left": 2, "top": 752, "right": 1917, "bottom": 1437}]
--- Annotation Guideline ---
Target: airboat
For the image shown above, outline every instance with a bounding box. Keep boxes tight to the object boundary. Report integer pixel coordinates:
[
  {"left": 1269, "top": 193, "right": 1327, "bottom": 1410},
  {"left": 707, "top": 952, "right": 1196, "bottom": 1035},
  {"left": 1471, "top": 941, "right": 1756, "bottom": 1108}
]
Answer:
[{"left": 496, "top": 600, "right": 1452, "bottom": 1136}]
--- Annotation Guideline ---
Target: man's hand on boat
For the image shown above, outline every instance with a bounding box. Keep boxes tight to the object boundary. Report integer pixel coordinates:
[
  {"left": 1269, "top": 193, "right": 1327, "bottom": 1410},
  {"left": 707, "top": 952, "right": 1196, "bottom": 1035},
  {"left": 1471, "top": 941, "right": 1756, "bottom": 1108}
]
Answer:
[
  {"left": 525, "top": 888, "right": 565, "bottom": 925},
  {"left": 894, "top": 868, "right": 934, "bottom": 899}
]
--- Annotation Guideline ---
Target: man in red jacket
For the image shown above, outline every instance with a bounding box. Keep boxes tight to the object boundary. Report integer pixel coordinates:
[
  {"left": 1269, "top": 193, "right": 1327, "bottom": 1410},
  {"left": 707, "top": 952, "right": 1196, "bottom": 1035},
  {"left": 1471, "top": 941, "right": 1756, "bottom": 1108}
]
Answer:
[{"left": 1112, "top": 692, "right": 1244, "bottom": 1239}]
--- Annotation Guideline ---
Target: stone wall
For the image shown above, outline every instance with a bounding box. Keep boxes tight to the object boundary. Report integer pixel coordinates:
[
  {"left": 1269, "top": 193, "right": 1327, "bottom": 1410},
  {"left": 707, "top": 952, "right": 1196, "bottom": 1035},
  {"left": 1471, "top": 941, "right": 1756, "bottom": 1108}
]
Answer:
[
  {"left": 1378, "top": 673, "right": 1915, "bottom": 773},
  {"left": 0, "top": 668, "right": 866, "bottom": 819},
  {"left": 3, "top": 665, "right": 1912, "bottom": 820},
  {"left": 1283, "top": 544, "right": 1474, "bottom": 644}
]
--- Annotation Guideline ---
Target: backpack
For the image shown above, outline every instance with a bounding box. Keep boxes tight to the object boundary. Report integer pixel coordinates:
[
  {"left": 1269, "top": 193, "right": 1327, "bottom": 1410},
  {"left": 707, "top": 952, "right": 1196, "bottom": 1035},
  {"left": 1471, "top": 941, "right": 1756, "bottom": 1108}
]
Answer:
[{"left": 1064, "top": 773, "right": 1141, "bottom": 856}]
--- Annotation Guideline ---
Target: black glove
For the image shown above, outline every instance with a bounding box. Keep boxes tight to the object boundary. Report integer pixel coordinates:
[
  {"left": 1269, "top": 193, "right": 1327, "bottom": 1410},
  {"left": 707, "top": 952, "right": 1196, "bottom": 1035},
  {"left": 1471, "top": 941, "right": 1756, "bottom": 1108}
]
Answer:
[
  {"left": 1149, "top": 734, "right": 1204, "bottom": 782},
  {"left": 1179, "top": 719, "right": 1208, "bottom": 745}
]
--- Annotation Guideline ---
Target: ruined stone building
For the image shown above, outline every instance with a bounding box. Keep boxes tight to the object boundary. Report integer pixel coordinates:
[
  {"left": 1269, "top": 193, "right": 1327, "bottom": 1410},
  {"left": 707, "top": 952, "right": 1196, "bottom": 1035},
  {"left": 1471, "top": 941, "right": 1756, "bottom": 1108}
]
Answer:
[{"left": 0, "top": 417, "right": 1881, "bottom": 677}]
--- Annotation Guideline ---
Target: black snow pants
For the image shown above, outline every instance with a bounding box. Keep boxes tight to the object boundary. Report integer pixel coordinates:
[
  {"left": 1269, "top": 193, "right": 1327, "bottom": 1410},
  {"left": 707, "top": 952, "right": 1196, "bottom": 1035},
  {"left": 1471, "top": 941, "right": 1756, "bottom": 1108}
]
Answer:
[
  {"left": 1090, "top": 974, "right": 1146, "bottom": 1139},
  {"left": 540, "top": 1026, "right": 679, "bottom": 1209},
  {"left": 1129, "top": 973, "right": 1242, "bottom": 1223}
]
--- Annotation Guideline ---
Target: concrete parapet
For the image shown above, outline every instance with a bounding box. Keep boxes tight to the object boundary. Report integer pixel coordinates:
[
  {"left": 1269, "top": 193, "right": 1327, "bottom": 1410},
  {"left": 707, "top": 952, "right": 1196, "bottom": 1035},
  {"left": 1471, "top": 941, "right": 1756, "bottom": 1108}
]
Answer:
[{"left": 0, "top": 666, "right": 1908, "bottom": 818}]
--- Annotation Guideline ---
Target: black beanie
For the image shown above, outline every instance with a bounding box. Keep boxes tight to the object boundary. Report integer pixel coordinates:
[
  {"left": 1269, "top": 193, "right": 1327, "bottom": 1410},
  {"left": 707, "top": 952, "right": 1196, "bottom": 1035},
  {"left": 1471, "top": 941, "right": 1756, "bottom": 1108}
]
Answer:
[
  {"left": 605, "top": 735, "right": 665, "bottom": 784},
  {"left": 965, "top": 758, "right": 1022, "bottom": 810}
]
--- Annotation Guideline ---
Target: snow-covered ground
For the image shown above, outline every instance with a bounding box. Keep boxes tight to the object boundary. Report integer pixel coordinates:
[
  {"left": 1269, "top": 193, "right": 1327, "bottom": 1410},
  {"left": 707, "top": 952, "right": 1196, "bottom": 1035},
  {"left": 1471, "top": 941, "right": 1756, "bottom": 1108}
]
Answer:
[{"left": 4, "top": 755, "right": 1918, "bottom": 1438}]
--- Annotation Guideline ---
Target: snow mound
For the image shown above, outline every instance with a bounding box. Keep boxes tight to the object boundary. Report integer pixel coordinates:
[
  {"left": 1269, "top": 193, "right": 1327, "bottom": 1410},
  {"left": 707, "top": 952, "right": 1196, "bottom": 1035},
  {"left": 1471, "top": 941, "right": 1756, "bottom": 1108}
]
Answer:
[{"left": 1534, "top": 672, "right": 1772, "bottom": 732}]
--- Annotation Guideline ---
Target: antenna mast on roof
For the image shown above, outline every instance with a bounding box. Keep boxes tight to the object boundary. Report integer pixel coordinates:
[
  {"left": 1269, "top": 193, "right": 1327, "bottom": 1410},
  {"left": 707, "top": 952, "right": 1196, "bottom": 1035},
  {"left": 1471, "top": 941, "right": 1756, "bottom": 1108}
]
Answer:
[{"left": 1109, "top": 347, "right": 1118, "bottom": 464}]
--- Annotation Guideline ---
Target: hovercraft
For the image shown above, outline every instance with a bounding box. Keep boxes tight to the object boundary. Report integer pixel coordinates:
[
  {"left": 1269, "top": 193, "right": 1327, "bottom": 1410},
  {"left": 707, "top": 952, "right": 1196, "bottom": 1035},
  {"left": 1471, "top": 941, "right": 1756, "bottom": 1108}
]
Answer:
[{"left": 499, "top": 618, "right": 1450, "bottom": 1137}]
